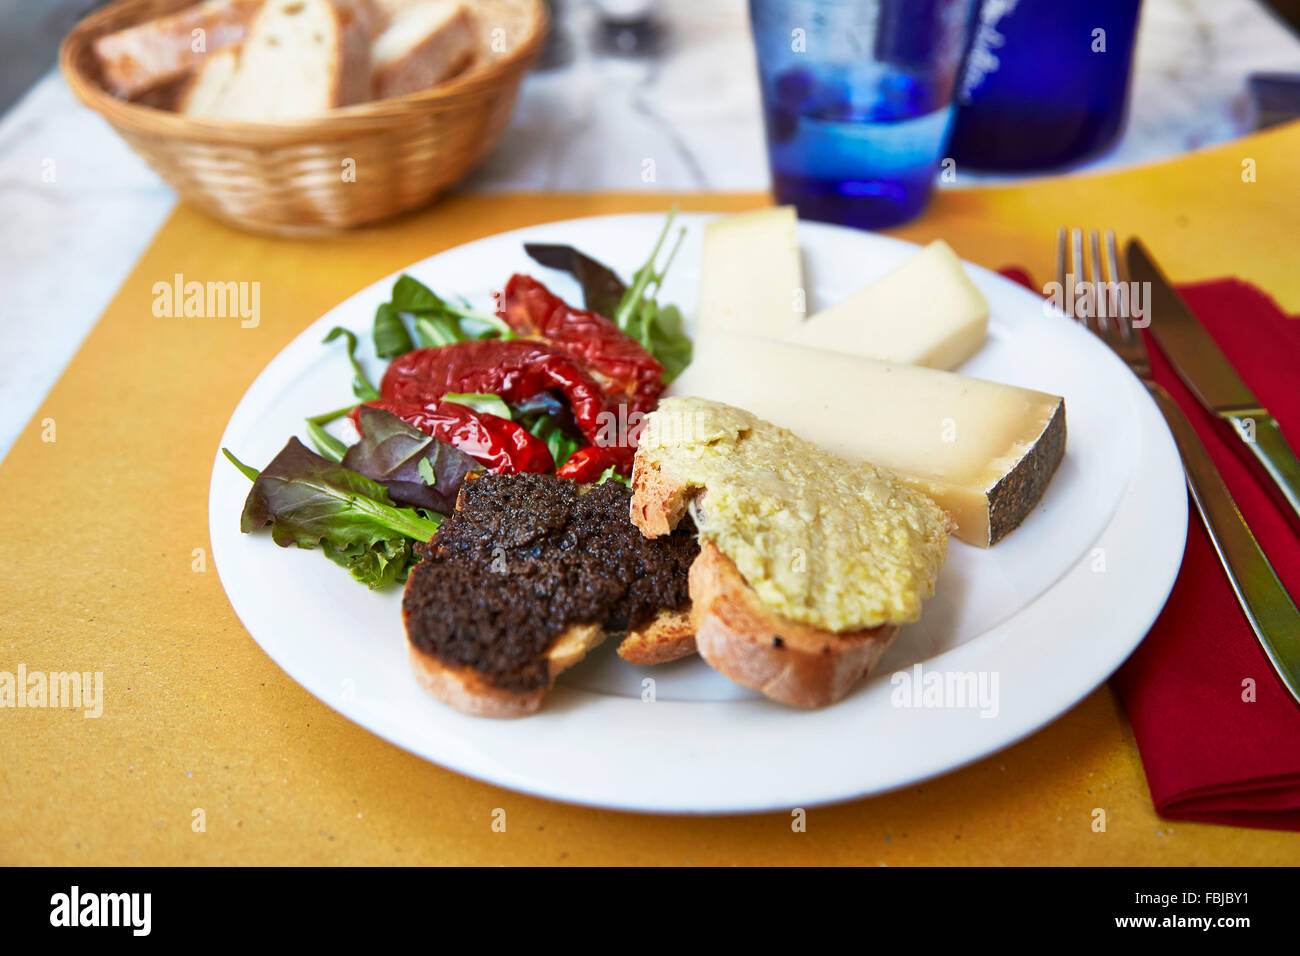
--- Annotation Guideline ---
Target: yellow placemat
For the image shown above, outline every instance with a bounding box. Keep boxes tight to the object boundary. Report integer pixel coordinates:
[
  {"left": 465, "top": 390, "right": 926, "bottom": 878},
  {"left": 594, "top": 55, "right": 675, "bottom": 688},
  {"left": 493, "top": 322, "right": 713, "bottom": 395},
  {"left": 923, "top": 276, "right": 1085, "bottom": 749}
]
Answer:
[{"left": 3, "top": 122, "right": 1298, "bottom": 866}]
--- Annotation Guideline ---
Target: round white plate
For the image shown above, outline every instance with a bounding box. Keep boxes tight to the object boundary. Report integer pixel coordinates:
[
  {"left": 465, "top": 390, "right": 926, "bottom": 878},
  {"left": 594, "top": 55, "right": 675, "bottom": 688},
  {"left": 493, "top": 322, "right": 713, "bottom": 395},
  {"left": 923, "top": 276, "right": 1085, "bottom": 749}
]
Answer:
[{"left": 209, "top": 213, "right": 1187, "bottom": 813}]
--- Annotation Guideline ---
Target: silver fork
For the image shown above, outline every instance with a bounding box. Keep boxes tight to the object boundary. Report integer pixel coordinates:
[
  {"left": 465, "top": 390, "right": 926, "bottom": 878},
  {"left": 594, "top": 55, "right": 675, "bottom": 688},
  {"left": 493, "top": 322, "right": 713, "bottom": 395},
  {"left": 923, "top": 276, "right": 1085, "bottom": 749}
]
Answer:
[{"left": 1056, "top": 228, "right": 1300, "bottom": 704}]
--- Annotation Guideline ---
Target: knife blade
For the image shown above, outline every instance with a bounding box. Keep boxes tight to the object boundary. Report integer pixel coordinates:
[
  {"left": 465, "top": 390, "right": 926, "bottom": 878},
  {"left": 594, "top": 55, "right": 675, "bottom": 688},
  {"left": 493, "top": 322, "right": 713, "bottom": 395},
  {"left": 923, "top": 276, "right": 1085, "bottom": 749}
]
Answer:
[{"left": 1126, "top": 239, "right": 1300, "bottom": 532}]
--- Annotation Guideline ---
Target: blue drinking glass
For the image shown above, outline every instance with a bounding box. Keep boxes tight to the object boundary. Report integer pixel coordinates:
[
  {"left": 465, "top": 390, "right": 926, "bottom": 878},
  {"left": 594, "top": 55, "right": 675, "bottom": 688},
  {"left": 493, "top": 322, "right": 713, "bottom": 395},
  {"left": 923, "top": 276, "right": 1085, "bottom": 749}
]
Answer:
[
  {"left": 947, "top": 1, "right": 1143, "bottom": 171},
  {"left": 749, "top": 0, "right": 978, "bottom": 230}
]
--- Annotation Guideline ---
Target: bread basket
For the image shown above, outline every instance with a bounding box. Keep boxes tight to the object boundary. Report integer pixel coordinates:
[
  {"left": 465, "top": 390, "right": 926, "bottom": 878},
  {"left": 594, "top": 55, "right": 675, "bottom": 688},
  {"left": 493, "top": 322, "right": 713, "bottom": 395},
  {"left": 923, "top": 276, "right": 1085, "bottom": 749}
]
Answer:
[{"left": 60, "top": 0, "right": 547, "bottom": 236}]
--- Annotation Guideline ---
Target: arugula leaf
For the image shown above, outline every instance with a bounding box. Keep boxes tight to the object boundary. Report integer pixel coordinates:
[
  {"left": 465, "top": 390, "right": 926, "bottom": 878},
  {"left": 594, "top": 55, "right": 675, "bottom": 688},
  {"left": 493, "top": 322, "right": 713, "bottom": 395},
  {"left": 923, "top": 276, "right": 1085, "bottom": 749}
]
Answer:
[
  {"left": 372, "top": 302, "right": 414, "bottom": 360},
  {"left": 510, "top": 392, "right": 583, "bottom": 468},
  {"left": 413, "top": 314, "right": 468, "bottom": 347},
  {"left": 525, "top": 414, "right": 582, "bottom": 468},
  {"left": 597, "top": 465, "right": 630, "bottom": 486},
  {"left": 341, "top": 406, "right": 483, "bottom": 514},
  {"left": 227, "top": 437, "right": 441, "bottom": 589},
  {"left": 222, "top": 448, "right": 261, "bottom": 482},
  {"left": 373, "top": 275, "right": 514, "bottom": 360},
  {"left": 323, "top": 327, "right": 380, "bottom": 402},
  {"left": 305, "top": 419, "right": 348, "bottom": 463},
  {"left": 387, "top": 273, "right": 444, "bottom": 314},
  {"left": 645, "top": 303, "right": 693, "bottom": 382},
  {"left": 523, "top": 242, "right": 628, "bottom": 319},
  {"left": 609, "top": 207, "right": 693, "bottom": 381},
  {"left": 441, "top": 392, "right": 513, "bottom": 420}
]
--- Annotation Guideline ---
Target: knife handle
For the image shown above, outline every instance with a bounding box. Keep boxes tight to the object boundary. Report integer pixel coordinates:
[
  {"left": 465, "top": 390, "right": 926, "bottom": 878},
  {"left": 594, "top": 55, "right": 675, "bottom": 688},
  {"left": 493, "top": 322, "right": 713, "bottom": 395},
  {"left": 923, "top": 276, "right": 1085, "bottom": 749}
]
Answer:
[
  {"left": 1147, "top": 385, "right": 1300, "bottom": 704},
  {"left": 1222, "top": 411, "right": 1300, "bottom": 534}
]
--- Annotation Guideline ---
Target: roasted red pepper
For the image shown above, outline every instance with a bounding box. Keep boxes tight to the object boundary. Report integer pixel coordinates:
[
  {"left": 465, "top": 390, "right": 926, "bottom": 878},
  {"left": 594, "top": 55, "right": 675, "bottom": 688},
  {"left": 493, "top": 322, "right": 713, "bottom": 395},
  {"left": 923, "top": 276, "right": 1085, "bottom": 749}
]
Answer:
[
  {"left": 382, "top": 339, "right": 614, "bottom": 447},
  {"left": 352, "top": 399, "right": 553, "bottom": 475},
  {"left": 497, "top": 274, "right": 664, "bottom": 416}
]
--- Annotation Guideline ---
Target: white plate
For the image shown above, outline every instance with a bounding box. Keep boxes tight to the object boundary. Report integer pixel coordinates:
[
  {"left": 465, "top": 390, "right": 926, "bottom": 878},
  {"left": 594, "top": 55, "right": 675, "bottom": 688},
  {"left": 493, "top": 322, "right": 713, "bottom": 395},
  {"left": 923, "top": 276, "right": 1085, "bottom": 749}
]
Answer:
[{"left": 209, "top": 213, "right": 1187, "bottom": 813}]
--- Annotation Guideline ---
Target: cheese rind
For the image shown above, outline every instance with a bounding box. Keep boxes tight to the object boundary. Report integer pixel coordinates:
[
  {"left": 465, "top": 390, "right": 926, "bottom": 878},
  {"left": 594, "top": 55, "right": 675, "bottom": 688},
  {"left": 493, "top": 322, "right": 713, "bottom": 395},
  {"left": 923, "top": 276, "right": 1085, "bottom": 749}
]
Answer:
[
  {"left": 698, "top": 207, "right": 805, "bottom": 338},
  {"left": 669, "top": 332, "right": 1066, "bottom": 547},
  {"left": 787, "top": 240, "right": 990, "bottom": 370}
]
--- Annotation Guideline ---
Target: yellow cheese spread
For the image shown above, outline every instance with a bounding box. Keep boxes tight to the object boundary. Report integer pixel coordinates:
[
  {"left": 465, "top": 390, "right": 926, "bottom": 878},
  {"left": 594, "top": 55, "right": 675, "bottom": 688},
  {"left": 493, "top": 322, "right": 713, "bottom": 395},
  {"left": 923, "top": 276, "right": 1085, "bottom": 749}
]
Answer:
[{"left": 638, "top": 397, "right": 951, "bottom": 631}]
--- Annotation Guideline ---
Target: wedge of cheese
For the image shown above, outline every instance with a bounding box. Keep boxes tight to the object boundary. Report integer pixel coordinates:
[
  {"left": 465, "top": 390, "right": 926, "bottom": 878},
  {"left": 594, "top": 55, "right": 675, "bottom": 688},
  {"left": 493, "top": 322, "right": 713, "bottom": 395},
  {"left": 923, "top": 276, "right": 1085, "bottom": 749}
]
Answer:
[
  {"left": 670, "top": 332, "right": 1066, "bottom": 547},
  {"left": 786, "top": 240, "right": 989, "bottom": 370},
  {"left": 698, "top": 207, "right": 804, "bottom": 337}
]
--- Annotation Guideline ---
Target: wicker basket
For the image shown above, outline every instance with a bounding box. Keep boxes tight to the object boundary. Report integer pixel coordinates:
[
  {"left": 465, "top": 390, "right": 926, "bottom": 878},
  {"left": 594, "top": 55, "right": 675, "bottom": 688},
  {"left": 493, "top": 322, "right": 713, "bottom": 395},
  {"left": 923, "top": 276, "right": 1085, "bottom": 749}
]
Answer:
[{"left": 60, "top": 0, "right": 547, "bottom": 236}]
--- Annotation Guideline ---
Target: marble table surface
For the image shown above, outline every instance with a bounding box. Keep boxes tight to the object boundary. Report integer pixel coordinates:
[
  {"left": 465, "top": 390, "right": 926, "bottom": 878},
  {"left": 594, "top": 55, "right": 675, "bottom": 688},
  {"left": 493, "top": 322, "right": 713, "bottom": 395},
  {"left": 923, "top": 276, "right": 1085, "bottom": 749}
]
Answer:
[{"left": 2, "top": 0, "right": 1299, "bottom": 462}]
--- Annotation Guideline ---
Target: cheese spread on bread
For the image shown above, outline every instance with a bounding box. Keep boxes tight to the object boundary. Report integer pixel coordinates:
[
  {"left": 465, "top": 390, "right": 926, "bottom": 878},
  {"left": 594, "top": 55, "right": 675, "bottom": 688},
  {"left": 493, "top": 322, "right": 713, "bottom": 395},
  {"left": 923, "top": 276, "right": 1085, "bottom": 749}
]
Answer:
[{"left": 636, "top": 397, "right": 950, "bottom": 631}]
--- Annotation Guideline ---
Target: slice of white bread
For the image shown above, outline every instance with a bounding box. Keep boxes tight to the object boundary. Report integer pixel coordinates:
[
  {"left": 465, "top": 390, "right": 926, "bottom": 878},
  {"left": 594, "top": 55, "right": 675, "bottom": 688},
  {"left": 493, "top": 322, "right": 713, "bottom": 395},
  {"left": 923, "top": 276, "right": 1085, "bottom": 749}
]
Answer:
[
  {"left": 93, "top": 0, "right": 262, "bottom": 98},
  {"left": 617, "top": 607, "right": 696, "bottom": 665},
  {"left": 371, "top": 0, "right": 475, "bottom": 99},
  {"left": 407, "top": 620, "right": 607, "bottom": 718},
  {"left": 690, "top": 542, "right": 899, "bottom": 708},
  {"left": 181, "top": 0, "right": 374, "bottom": 120}
]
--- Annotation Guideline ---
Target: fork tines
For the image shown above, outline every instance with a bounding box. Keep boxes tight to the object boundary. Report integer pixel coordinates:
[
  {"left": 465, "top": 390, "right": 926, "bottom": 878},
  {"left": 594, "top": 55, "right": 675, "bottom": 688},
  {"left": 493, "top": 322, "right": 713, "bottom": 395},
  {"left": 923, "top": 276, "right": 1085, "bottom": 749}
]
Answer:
[{"left": 1055, "top": 227, "right": 1148, "bottom": 375}]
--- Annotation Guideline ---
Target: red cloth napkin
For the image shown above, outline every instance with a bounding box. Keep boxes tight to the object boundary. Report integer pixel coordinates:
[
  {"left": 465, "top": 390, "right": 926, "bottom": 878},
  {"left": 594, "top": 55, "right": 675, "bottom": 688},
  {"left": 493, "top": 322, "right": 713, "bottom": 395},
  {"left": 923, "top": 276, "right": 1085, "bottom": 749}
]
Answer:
[{"left": 1000, "top": 267, "right": 1300, "bottom": 831}]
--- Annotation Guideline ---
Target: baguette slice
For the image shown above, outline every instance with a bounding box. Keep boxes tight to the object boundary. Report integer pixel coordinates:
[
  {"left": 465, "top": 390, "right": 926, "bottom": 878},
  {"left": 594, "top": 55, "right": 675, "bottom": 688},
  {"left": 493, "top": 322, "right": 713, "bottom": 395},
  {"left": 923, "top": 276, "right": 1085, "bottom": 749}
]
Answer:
[
  {"left": 617, "top": 607, "right": 696, "bottom": 665},
  {"left": 93, "top": 0, "right": 261, "bottom": 98},
  {"left": 407, "top": 619, "right": 607, "bottom": 718},
  {"left": 181, "top": 0, "right": 374, "bottom": 120},
  {"left": 690, "top": 542, "right": 899, "bottom": 708},
  {"left": 371, "top": 0, "right": 475, "bottom": 99}
]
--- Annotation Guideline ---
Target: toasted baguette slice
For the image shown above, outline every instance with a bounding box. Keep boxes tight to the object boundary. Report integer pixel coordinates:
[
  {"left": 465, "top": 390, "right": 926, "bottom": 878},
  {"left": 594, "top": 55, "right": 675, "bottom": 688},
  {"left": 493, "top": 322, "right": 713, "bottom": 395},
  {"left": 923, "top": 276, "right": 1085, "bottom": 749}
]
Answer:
[
  {"left": 408, "top": 621, "right": 607, "bottom": 718},
  {"left": 181, "top": 0, "right": 373, "bottom": 120},
  {"left": 617, "top": 607, "right": 696, "bottom": 665},
  {"left": 690, "top": 543, "right": 899, "bottom": 708},
  {"left": 371, "top": 0, "right": 475, "bottom": 99},
  {"left": 93, "top": 0, "right": 261, "bottom": 98}
]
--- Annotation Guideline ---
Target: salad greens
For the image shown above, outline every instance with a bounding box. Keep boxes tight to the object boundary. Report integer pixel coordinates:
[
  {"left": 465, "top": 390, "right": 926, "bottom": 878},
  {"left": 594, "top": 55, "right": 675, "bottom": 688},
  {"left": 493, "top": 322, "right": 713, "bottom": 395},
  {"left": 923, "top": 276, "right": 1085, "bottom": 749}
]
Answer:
[
  {"left": 303, "top": 402, "right": 357, "bottom": 463},
  {"left": 613, "top": 207, "right": 691, "bottom": 381},
  {"left": 372, "top": 275, "right": 513, "bottom": 359},
  {"left": 523, "top": 242, "right": 627, "bottom": 319},
  {"left": 524, "top": 207, "right": 692, "bottom": 381},
  {"left": 597, "top": 465, "right": 630, "bottom": 486},
  {"left": 323, "top": 327, "right": 380, "bottom": 402},
  {"left": 224, "top": 439, "right": 442, "bottom": 589},
  {"left": 341, "top": 406, "right": 483, "bottom": 514},
  {"left": 440, "top": 392, "right": 514, "bottom": 421}
]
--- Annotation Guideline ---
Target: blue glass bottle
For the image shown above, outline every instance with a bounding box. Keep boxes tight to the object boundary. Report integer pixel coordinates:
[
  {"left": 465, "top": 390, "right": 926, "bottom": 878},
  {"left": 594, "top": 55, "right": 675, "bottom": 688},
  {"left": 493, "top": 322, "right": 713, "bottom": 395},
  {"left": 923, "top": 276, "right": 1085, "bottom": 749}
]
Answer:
[{"left": 947, "top": 1, "right": 1143, "bottom": 171}]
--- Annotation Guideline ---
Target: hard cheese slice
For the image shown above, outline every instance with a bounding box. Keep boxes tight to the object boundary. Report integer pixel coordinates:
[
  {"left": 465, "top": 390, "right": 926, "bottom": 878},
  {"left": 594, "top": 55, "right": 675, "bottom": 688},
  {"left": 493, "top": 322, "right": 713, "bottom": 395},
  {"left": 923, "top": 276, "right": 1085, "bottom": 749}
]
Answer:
[
  {"left": 786, "top": 240, "right": 990, "bottom": 370},
  {"left": 670, "top": 332, "right": 1066, "bottom": 547},
  {"left": 698, "top": 207, "right": 805, "bottom": 337}
]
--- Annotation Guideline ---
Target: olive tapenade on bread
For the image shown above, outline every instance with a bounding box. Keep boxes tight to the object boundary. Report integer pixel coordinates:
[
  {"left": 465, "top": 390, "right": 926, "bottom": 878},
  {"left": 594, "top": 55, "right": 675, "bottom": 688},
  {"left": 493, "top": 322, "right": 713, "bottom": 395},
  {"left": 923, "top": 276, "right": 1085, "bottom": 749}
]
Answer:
[{"left": 403, "top": 473, "right": 699, "bottom": 717}]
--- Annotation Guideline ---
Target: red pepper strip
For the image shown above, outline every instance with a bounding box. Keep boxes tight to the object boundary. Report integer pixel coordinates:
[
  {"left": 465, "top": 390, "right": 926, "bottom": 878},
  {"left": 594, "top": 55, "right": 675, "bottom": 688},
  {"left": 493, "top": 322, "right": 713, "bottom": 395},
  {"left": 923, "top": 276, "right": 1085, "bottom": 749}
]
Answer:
[
  {"left": 351, "top": 400, "right": 554, "bottom": 475},
  {"left": 555, "top": 444, "right": 634, "bottom": 483},
  {"left": 381, "top": 339, "right": 613, "bottom": 448},
  {"left": 497, "top": 274, "right": 664, "bottom": 415}
]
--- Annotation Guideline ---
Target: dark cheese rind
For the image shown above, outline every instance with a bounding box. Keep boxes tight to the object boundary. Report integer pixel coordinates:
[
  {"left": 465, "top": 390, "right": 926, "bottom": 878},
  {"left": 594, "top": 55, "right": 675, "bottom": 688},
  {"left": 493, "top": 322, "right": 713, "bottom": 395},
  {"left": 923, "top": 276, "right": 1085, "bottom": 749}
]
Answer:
[{"left": 986, "top": 399, "right": 1067, "bottom": 546}]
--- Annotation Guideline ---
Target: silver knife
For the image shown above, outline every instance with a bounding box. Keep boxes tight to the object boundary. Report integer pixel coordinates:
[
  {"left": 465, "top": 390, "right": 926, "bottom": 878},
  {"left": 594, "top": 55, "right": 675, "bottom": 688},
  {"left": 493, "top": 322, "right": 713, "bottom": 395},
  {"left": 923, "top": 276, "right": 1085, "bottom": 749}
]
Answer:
[{"left": 1128, "top": 239, "right": 1300, "bottom": 533}]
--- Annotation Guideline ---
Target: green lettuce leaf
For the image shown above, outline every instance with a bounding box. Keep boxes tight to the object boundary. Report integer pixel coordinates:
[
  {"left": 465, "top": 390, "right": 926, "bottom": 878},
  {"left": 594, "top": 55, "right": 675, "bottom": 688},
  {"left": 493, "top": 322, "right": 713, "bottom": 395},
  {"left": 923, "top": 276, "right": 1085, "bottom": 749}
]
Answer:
[{"left": 224, "top": 439, "right": 441, "bottom": 589}]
